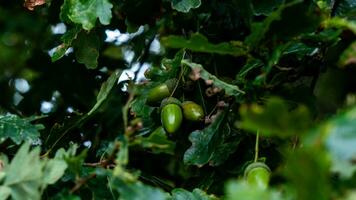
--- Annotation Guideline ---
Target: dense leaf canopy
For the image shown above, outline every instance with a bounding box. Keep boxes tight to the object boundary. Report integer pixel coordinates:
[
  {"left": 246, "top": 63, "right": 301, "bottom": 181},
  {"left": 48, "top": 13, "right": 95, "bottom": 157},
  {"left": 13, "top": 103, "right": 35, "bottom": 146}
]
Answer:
[{"left": 1, "top": 0, "right": 356, "bottom": 199}]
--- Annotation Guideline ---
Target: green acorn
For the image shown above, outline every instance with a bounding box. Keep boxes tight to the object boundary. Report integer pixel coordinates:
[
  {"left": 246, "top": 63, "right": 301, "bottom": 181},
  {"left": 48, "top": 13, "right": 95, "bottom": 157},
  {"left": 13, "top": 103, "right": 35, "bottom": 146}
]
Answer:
[
  {"left": 160, "top": 97, "right": 183, "bottom": 134},
  {"left": 244, "top": 162, "right": 271, "bottom": 190},
  {"left": 146, "top": 79, "right": 177, "bottom": 106},
  {"left": 182, "top": 101, "right": 204, "bottom": 121}
]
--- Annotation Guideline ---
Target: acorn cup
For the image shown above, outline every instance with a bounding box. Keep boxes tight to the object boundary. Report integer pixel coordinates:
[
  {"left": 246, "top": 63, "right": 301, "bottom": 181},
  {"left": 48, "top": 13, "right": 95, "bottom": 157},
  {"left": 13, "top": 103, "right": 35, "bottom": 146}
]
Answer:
[
  {"left": 244, "top": 162, "right": 271, "bottom": 190},
  {"left": 146, "top": 79, "right": 177, "bottom": 106},
  {"left": 160, "top": 97, "right": 183, "bottom": 134},
  {"left": 181, "top": 101, "right": 204, "bottom": 122}
]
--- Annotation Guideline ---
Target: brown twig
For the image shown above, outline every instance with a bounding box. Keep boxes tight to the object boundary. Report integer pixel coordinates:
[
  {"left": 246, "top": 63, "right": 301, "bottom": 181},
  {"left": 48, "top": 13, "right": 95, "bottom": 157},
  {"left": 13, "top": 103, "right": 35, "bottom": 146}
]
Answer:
[
  {"left": 83, "top": 160, "right": 116, "bottom": 168},
  {"left": 71, "top": 142, "right": 120, "bottom": 193},
  {"left": 70, "top": 173, "right": 97, "bottom": 194}
]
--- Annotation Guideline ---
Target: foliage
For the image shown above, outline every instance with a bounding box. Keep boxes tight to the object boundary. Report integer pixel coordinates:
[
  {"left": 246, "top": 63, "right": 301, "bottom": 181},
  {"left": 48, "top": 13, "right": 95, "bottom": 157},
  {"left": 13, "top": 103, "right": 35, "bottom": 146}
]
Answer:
[
  {"left": 0, "top": 114, "right": 44, "bottom": 144},
  {"left": 0, "top": 143, "right": 67, "bottom": 199},
  {"left": 1, "top": 0, "right": 356, "bottom": 199}
]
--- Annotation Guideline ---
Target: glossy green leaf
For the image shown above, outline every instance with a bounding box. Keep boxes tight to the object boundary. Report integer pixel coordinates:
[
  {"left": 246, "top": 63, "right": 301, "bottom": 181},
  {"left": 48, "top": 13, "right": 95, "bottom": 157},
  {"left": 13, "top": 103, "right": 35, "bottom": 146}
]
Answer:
[
  {"left": 87, "top": 70, "right": 121, "bottom": 116},
  {"left": 282, "top": 42, "right": 317, "bottom": 59},
  {"left": 171, "top": 0, "right": 201, "bottom": 13},
  {"left": 237, "top": 58, "right": 264, "bottom": 80},
  {"left": 138, "top": 126, "right": 176, "bottom": 155},
  {"left": 161, "top": 50, "right": 185, "bottom": 80},
  {"left": 73, "top": 31, "right": 100, "bottom": 69},
  {"left": 0, "top": 114, "right": 44, "bottom": 144},
  {"left": 161, "top": 33, "right": 246, "bottom": 56},
  {"left": 252, "top": 0, "right": 283, "bottom": 16},
  {"left": 61, "top": 0, "right": 113, "bottom": 30},
  {"left": 130, "top": 93, "right": 154, "bottom": 119},
  {"left": 171, "top": 188, "right": 217, "bottom": 200},
  {"left": 208, "top": 139, "right": 241, "bottom": 166},
  {"left": 51, "top": 69, "right": 122, "bottom": 135},
  {"left": 302, "top": 28, "right": 342, "bottom": 44},
  {"left": 239, "top": 97, "right": 312, "bottom": 137},
  {"left": 261, "top": 44, "right": 283, "bottom": 80},
  {"left": 182, "top": 60, "right": 245, "bottom": 96},
  {"left": 51, "top": 26, "right": 81, "bottom": 62},
  {"left": 184, "top": 112, "right": 240, "bottom": 166}
]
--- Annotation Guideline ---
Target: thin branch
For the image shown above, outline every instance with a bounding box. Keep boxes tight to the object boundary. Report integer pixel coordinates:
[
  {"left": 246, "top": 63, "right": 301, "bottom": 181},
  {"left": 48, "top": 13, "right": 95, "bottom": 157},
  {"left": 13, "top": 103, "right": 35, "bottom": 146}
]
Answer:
[
  {"left": 254, "top": 131, "right": 260, "bottom": 163},
  {"left": 70, "top": 173, "right": 96, "bottom": 194}
]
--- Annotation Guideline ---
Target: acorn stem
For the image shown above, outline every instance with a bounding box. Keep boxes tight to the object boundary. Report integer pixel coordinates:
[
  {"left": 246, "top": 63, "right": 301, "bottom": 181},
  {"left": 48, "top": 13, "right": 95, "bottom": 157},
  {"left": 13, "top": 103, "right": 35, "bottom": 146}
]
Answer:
[
  {"left": 254, "top": 131, "right": 260, "bottom": 163},
  {"left": 197, "top": 81, "right": 207, "bottom": 114},
  {"left": 170, "top": 66, "right": 186, "bottom": 97}
]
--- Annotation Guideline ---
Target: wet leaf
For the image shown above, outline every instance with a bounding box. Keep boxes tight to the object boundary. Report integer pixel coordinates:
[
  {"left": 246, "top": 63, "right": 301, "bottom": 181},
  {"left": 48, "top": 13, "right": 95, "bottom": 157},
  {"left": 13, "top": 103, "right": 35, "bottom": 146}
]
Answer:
[
  {"left": 138, "top": 126, "right": 176, "bottom": 155},
  {"left": 51, "top": 26, "right": 81, "bottom": 62},
  {"left": 0, "top": 114, "right": 44, "bottom": 144},
  {"left": 182, "top": 60, "right": 245, "bottom": 96},
  {"left": 171, "top": 0, "right": 201, "bottom": 13},
  {"left": 161, "top": 33, "right": 246, "bottom": 56},
  {"left": 184, "top": 112, "right": 239, "bottom": 166},
  {"left": 252, "top": 0, "right": 283, "bottom": 16},
  {"left": 87, "top": 70, "right": 121, "bottom": 116},
  {"left": 237, "top": 58, "right": 264, "bottom": 79},
  {"left": 73, "top": 31, "right": 100, "bottom": 69},
  {"left": 60, "top": 0, "right": 113, "bottom": 30}
]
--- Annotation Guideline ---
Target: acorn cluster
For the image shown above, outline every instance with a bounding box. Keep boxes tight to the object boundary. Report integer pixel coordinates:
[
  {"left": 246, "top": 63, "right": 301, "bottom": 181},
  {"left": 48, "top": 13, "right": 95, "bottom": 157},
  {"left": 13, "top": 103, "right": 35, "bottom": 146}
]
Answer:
[{"left": 146, "top": 78, "right": 204, "bottom": 134}]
